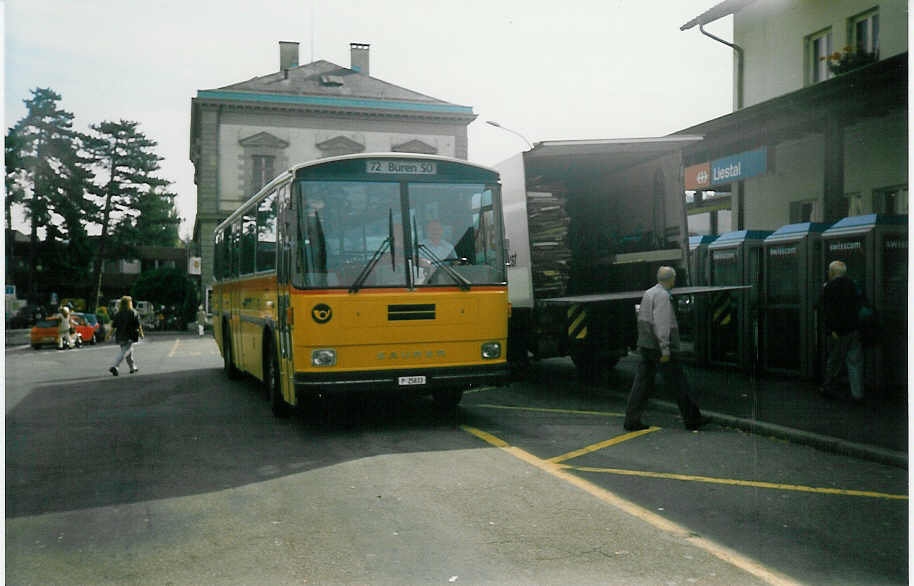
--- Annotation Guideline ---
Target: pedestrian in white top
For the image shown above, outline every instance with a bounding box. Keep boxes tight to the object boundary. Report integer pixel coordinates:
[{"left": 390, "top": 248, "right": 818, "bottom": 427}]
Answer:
[{"left": 623, "top": 266, "right": 708, "bottom": 431}]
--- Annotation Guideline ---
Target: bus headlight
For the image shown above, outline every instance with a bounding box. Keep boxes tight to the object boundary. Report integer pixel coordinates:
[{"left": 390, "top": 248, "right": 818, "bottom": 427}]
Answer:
[
  {"left": 481, "top": 342, "right": 501, "bottom": 359},
  {"left": 311, "top": 348, "right": 337, "bottom": 367}
]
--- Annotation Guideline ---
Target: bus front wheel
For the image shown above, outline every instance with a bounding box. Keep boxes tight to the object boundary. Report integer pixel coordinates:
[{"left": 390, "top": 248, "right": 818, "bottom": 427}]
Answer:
[{"left": 265, "top": 343, "right": 290, "bottom": 418}]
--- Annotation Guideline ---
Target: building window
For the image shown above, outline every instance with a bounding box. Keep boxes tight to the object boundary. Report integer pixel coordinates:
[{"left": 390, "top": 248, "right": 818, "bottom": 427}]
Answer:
[
  {"left": 846, "top": 192, "right": 865, "bottom": 216},
  {"left": 790, "top": 199, "right": 818, "bottom": 223},
  {"left": 806, "top": 28, "right": 833, "bottom": 84},
  {"left": 873, "top": 185, "right": 908, "bottom": 215},
  {"left": 850, "top": 9, "right": 879, "bottom": 55},
  {"left": 252, "top": 155, "right": 275, "bottom": 192}
]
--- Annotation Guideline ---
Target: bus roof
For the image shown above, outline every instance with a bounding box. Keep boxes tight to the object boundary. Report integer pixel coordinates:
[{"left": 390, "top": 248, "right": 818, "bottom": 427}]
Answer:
[{"left": 288, "top": 152, "right": 499, "bottom": 176}]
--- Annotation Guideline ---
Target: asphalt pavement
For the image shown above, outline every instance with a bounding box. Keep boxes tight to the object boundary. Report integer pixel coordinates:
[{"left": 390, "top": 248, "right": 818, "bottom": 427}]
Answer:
[
  {"left": 6, "top": 327, "right": 909, "bottom": 468},
  {"left": 604, "top": 353, "right": 908, "bottom": 468}
]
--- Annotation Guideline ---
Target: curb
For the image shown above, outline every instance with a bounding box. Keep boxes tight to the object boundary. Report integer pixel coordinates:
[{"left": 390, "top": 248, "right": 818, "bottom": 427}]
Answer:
[{"left": 645, "top": 396, "right": 908, "bottom": 470}]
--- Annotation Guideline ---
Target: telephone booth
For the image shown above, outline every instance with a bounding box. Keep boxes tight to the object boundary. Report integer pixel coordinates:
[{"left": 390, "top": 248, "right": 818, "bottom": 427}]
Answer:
[
  {"left": 679, "top": 235, "right": 717, "bottom": 366},
  {"left": 707, "top": 230, "right": 771, "bottom": 372},
  {"left": 821, "top": 214, "right": 908, "bottom": 393},
  {"left": 761, "top": 222, "right": 829, "bottom": 378},
  {"left": 688, "top": 235, "right": 717, "bottom": 286}
]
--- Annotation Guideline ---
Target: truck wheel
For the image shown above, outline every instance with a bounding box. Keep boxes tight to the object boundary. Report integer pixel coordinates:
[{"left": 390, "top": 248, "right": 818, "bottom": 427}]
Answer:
[
  {"left": 570, "top": 347, "right": 599, "bottom": 382},
  {"left": 223, "top": 329, "right": 240, "bottom": 380},
  {"left": 264, "top": 341, "right": 290, "bottom": 418}
]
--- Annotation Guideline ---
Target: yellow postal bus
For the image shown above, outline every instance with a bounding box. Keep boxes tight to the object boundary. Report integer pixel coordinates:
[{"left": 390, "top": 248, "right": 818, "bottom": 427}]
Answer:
[{"left": 213, "top": 154, "right": 509, "bottom": 415}]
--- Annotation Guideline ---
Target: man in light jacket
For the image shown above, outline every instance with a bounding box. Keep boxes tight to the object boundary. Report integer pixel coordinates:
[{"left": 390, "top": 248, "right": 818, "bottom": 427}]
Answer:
[{"left": 623, "top": 266, "right": 707, "bottom": 431}]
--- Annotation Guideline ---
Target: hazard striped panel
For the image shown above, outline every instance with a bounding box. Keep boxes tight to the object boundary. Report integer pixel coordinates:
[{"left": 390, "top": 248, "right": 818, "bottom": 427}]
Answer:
[{"left": 567, "top": 304, "right": 588, "bottom": 340}]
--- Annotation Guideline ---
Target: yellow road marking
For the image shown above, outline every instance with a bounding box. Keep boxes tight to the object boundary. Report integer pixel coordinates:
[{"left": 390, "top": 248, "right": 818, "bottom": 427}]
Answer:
[
  {"left": 460, "top": 425, "right": 801, "bottom": 586},
  {"left": 476, "top": 403, "right": 624, "bottom": 417},
  {"left": 549, "top": 427, "right": 661, "bottom": 463},
  {"left": 167, "top": 339, "right": 180, "bottom": 358},
  {"left": 563, "top": 465, "right": 908, "bottom": 500}
]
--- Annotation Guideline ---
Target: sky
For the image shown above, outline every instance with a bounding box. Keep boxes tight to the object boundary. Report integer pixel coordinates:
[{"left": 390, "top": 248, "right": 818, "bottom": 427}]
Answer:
[{"left": 4, "top": 0, "right": 735, "bottom": 240}]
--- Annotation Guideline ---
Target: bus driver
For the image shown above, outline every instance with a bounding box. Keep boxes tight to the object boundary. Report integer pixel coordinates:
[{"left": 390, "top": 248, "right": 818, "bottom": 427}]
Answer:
[{"left": 420, "top": 220, "right": 456, "bottom": 265}]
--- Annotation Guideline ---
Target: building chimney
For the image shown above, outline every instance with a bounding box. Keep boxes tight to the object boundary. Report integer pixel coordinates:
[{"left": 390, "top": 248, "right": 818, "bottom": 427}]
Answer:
[
  {"left": 350, "top": 42, "right": 370, "bottom": 75},
  {"left": 279, "top": 41, "right": 300, "bottom": 73}
]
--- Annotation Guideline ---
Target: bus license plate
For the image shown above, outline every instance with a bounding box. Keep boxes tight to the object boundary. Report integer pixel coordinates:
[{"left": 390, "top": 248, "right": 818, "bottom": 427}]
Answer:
[{"left": 398, "top": 376, "right": 426, "bottom": 386}]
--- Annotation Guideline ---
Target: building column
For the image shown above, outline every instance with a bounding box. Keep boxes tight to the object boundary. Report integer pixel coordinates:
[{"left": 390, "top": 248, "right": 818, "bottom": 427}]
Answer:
[{"left": 823, "top": 115, "right": 845, "bottom": 223}]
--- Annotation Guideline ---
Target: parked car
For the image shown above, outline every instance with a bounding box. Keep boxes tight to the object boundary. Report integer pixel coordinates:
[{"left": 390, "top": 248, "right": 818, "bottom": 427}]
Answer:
[
  {"left": 30, "top": 315, "right": 96, "bottom": 349},
  {"left": 75, "top": 312, "right": 104, "bottom": 344},
  {"left": 30, "top": 319, "right": 60, "bottom": 349}
]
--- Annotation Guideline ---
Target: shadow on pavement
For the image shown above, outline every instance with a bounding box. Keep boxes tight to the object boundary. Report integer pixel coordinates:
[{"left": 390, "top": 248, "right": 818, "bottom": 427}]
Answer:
[{"left": 6, "top": 368, "right": 480, "bottom": 518}]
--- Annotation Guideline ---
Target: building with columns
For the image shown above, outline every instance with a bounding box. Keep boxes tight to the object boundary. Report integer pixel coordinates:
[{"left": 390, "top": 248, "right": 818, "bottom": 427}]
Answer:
[{"left": 189, "top": 42, "right": 477, "bottom": 308}]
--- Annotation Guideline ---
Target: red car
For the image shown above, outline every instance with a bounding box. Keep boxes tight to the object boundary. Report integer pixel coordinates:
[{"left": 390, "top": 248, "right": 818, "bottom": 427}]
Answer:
[
  {"left": 74, "top": 312, "right": 104, "bottom": 344},
  {"left": 30, "top": 314, "right": 97, "bottom": 349}
]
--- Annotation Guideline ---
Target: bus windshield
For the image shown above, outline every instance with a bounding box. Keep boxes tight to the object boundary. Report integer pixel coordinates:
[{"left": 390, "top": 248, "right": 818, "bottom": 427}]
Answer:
[{"left": 295, "top": 179, "right": 505, "bottom": 289}]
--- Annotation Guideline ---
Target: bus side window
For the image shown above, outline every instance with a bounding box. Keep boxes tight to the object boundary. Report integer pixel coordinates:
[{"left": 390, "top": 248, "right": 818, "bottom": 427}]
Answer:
[
  {"left": 277, "top": 184, "right": 291, "bottom": 284},
  {"left": 231, "top": 221, "right": 242, "bottom": 277},
  {"left": 257, "top": 191, "right": 277, "bottom": 272}
]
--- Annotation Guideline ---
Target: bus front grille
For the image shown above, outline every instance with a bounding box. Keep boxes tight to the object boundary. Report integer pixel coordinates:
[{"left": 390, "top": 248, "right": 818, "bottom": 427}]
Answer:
[{"left": 388, "top": 304, "right": 435, "bottom": 321}]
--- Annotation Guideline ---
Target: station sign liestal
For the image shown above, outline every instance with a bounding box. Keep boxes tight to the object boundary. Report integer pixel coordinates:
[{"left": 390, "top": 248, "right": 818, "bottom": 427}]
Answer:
[{"left": 685, "top": 147, "right": 768, "bottom": 190}]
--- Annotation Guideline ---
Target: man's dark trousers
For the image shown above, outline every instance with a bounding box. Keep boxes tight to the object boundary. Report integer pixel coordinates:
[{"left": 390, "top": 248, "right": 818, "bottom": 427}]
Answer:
[{"left": 624, "top": 347, "right": 702, "bottom": 428}]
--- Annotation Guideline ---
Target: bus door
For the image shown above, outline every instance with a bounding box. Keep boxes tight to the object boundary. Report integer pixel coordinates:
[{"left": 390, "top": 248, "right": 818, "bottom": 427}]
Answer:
[
  {"left": 276, "top": 183, "right": 296, "bottom": 405},
  {"left": 230, "top": 221, "right": 243, "bottom": 367}
]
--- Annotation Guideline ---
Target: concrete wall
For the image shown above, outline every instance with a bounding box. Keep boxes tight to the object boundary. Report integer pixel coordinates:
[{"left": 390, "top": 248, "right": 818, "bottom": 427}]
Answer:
[
  {"left": 844, "top": 109, "right": 908, "bottom": 207},
  {"left": 744, "top": 134, "right": 825, "bottom": 230},
  {"left": 742, "top": 109, "right": 907, "bottom": 230},
  {"left": 735, "top": 0, "right": 908, "bottom": 107}
]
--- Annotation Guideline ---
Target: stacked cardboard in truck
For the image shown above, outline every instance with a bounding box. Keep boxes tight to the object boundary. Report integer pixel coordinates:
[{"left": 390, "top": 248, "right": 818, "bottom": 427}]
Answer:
[{"left": 527, "top": 191, "right": 572, "bottom": 298}]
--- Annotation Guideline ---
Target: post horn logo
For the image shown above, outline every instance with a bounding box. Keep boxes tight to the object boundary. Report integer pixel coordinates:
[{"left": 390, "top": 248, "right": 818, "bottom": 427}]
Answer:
[{"left": 312, "top": 303, "right": 332, "bottom": 324}]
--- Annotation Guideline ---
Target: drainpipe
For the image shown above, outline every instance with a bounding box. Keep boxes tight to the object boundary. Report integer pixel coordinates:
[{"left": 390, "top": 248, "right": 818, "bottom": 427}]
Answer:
[
  {"left": 699, "top": 23, "right": 744, "bottom": 110},
  {"left": 699, "top": 23, "right": 746, "bottom": 229}
]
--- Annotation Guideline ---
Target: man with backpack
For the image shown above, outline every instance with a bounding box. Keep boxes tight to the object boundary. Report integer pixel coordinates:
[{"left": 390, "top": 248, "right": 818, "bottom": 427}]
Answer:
[
  {"left": 819, "top": 260, "right": 864, "bottom": 403},
  {"left": 109, "top": 295, "right": 144, "bottom": 376}
]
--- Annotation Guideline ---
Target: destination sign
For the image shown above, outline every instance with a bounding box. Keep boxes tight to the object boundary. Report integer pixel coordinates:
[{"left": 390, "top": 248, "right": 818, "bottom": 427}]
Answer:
[{"left": 366, "top": 160, "right": 437, "bottom": 175}]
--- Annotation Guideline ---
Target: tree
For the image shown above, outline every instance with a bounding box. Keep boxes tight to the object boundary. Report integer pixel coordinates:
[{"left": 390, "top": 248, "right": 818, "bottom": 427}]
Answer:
[
  {"left": 131, "top": 266, "right": 196, "bottom": 324},
  {"left": 8, "top": 88, "right": 95, "bottom": 302},
  {"left": 85, "top": 120, "right": 180, "bottom": 310},
  {"left": 5, "top": 128, "right": 28, "bottom": 232}
]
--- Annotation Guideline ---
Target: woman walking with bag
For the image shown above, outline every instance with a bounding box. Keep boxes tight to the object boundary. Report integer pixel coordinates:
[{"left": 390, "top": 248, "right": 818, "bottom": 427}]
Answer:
[{"left": 109, "top": 296, "right": 144, "bottom": 376}]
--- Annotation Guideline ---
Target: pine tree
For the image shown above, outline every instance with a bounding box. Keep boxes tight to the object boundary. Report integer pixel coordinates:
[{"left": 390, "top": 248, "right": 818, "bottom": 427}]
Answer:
[
  {"left": 5, "top": 128, "right": 28, "bottom": 232},
  {"left": 5, "top": 128, "right": 28, "bottom": 285},
  {"left": 8, "top": 88, "right": 94, "bottom": 302},
  {"left": 85, "top": 120, "right": 180, "bottom": 310}
]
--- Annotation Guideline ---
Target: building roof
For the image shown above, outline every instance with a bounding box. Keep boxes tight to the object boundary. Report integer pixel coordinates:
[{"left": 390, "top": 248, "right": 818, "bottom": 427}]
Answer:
[
  {"left": 196, "top": 59, "right": 475, "bottom": 118},
  {"left": 673, "top": 53, "right": 907, "bottom": 163},
  {"left": 680, "top": 0, "right": 756, "bottom": 30}
]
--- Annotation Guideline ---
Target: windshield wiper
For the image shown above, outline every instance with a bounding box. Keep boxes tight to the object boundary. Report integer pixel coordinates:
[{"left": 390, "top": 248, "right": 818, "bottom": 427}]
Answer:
[
  {"left": 348, "top": 238, "right": 389, "bottom": 293},
  {"left": 418, "top": 244, "right": 471, "bottom": 291},
  {"left": 349, "top": 209, "right": 396, "bottom": 294}
]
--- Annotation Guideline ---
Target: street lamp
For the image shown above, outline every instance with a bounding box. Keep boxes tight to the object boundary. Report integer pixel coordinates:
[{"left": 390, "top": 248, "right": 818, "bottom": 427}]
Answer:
[{"left": 485, "top": 120, "right": 534, "bottom": 150}]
